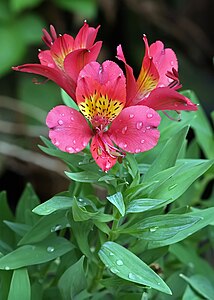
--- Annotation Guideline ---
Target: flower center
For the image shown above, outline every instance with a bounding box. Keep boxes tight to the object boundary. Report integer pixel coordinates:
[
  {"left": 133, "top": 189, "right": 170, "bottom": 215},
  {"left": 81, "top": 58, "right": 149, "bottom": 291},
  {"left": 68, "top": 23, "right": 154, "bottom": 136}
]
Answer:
[{"left": 78, "top": 92, "right": 124, "bottom": 127}]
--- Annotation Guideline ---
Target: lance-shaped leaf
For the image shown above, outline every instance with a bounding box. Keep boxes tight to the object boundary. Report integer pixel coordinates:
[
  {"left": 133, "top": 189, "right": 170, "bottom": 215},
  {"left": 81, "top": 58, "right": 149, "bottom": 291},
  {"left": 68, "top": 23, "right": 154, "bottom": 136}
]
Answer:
[
  {"left": 98, "top": 241, "right": 171, "bottom": 295},
  {"left": 8, "top": 268, "right": 30, "bottom": 300},
  {"left": 120, "top": 214, "right": 200, "bottom": 240},
  {"left": 106, "top": 192, "right": 125, "bottom": 216},
  {"left": 32, "top": 196, "right": 73, "bottom": 215}
]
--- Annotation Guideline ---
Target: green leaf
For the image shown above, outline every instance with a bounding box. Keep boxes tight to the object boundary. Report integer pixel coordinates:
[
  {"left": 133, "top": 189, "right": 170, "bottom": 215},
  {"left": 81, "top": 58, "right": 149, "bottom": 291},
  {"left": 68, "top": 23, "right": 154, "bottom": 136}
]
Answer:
[
  {"left": 3, "top": 221, "right": 31, "bottom": 237},
  {"left": 145, "top": 207, "right": 214, "bottom": 249},
  {"left": 15, "top": 184, "right": 40, "bottom": 225},
  {"left": 0, "top": 237, "right": 74, "bottom": 269},
  {"left": 126, "top": 198, "right": 168, "bottom": 214},
  {"left": 61, "top": 89, "right": 79, "bottom": 110},
  {"left": 182, "top": 285, "right": 201, "bottom": 300},
  {"left": 121, "top": 214, "right": 200, "bottom": 241},
  {"left": 8, "top": 268, "right": 30, "bottom": 300},
  {"left": 65, "top": 170, "right": 100, "bottom": 183},
  {"left": 18, "top": 211, "right": 69, "bottom": 245},
  {"left": 58, "top": 256, "right": 87, "bottom": 300},
  {"left": 0, "top": 192, "right": 14, "bottom": 247},
  {"left": 32, "top": 196, "right": 73, "bottom": 215},
  {"left": 0, "top": 269, "right": 12, "bottom": 300},
  {"left": 143, "top": 126, "right": 189, "bottom": 181},
  {"left": 180, "top": 274, "right": 214, "bottom": 300},
  {"left": 182, "top": 90, "right": 214, "bottom": 159},
  {"left": 106, "top": 192, "right": 125, "bottom": 216},
  {"left": 148, "top": 159, "right": 214, "bottom": 203},
  {"left": 98, "top": 241, "right": 171, "bottom": 295}
]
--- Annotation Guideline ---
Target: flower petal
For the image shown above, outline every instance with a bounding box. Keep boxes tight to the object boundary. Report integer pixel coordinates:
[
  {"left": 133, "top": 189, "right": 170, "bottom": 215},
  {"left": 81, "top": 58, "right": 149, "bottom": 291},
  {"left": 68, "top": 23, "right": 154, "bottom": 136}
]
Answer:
[
  {"left": 149, "top": 41, "right": 178, "bottom": 87},
  {"left": 50, "top": 34, "right": 74, "bottom": 67},
  {"left": 116, "top": 45, "right": 138, "bottom": 107},
  {"left": 12, "top": 64, "right": 76, "bottom": 100},
  {"left": 109, "top": 106, "right": 161, "bottom": 153},
  {"left": 76, "top": 60, "right": 126, "bottom": 105},
  {"left": 90, "top": 134, "right": 117, "bottom": 171},
  {"left": 140, "top": 87, "right": 198, "bottom": 111},
  {"left": 38, "top": 50, "right": 57, "bottom": 68},
  {"left": 46, "top": 105, "right": 92, "bottom": 153},
  {"left": 64, "top": 41, "right": 102, "bottom": 83},
  {"left": 74, "top": 22, "right": 100, "bottom": 49}
]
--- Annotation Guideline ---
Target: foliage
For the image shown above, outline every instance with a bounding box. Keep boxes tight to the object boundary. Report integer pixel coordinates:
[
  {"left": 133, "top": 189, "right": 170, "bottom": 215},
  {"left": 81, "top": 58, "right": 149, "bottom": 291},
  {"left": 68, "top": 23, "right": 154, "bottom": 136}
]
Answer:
[{"left": 0, "top": 90, "right": 213, "bottom": 299}]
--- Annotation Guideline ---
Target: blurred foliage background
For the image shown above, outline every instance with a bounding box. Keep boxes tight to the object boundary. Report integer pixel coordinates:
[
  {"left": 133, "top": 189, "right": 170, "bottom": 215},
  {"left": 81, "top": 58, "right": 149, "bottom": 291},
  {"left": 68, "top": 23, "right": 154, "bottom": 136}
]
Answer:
[{"left": 0, "top": 0, "right": 213, "bottom": 208}]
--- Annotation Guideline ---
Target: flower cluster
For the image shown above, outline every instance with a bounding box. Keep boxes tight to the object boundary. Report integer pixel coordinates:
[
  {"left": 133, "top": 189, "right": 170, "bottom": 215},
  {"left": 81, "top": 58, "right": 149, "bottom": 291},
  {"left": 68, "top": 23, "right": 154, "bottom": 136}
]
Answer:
[{"left": 13, "top": 22, "right": 197, "bottom": 171}]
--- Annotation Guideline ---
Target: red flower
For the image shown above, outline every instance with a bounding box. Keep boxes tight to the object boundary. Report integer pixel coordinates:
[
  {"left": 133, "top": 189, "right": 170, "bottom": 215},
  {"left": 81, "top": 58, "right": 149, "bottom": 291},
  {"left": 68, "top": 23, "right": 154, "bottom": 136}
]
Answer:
[
  {"left": 117, "top": 35, "right": 197, "bottom": 115},
  {"left": 46, "top": 61, "right": 161, "bottom": 171},
  {"left": 12, "top": 22, "right": 102, "bottom": 101}
]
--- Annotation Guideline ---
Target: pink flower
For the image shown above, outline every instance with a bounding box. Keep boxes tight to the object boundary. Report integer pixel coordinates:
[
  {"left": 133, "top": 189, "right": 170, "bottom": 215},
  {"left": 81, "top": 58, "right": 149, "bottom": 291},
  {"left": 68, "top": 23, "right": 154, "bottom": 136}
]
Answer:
[
  {"left": 46, "top": 61, "right": 161, "bottom": 171},
  {"left": 12, "top": 22, "right": 102, "bottom": 101},
  {"left": 117, "top": 35, "right": 198, "bottom": 115}
]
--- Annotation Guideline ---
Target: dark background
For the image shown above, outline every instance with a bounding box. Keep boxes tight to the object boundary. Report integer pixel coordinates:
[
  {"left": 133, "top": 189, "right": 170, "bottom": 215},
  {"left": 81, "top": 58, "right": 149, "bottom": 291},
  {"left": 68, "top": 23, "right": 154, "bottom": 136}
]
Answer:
[{"left": 0, "top": 0, "right": 213, "bottom": 208}]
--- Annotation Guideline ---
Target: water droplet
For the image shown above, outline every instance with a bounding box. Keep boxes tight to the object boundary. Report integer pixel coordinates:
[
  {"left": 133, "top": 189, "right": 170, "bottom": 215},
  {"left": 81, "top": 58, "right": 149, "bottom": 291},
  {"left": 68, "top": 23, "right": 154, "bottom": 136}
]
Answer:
[
  {"left": 170, "top": 61, "right": 174, "bottom": 66},
  {"left": 136, "top": 121, "right": 143, "bottom": 130},
  {"left": 47, "top": 246, "right": 55, "bottom": 253},
  {"left": 116, "top": 259, "right": 124, "bottom": 266},
  {"left": 123, "top": 143, "right": 127, "bottom": 148},
  {"left": 75, "top": 147, "right": 80, "bottom": 152},
  {"left": 4, "top": 266, "right": 10, "bottom": 270},
  {"left": 147, "top": 113, "right": 153, "bottom": 119},
  {"left": 168, "top": 183, "right": 178, "bottom": 190},
  {"left": 141, "top": 139, "right": 145, "bottom": 144},
  {"left": 73, "top": 140, "right": 76, "bottom": 144},
  {"left": 78, "top": 198, "right": 84, "bottom": 202},
  {"left": 129, "top": 114, "right": 134, "bottom": 119},
  {"left": 122, "top": 126, "right": 127, "bottom": 134},
  {"left": 149, "top": 226, "right": 158, "bottom": 232},
  {"left": 53, "top": 140, "right": 59, "bottom": 146},
  {"left": 70, "top": 116, "right": 74, "bottom": 121},
  {"left": 58, "top": 119, "right": 63, "bottom": 125},
  {"left": 105, "top": 162, "right": 111, "bottom": 170},
  {"left": 60, "top": 113, "right": 65, "bottom": 117},
  {"left": 157, "top": 282, "right": 161, "bottom": 285},
  {"left": 146, "top": 126, "right": 151, "bottom": 130},
  {"left": 51, "top": 224, "right": 62, "bottom": 232},
  {"left": 135, "top": 149, "right": 141, "bottom": 153},
  {"left": 110, "top": 267, "right": 119, "bottom": 273},
  {"left": 65, "top": 146, "right": 75, "bottom": 153},
  {"left": 109, "top": 252, "right": 114, "bottom": 256},
  {"left": 128, "top": 272, "right": 136, "bottom": 280},
  {"left": 82, "top": 141, "right": 88, "bottom": 147}
]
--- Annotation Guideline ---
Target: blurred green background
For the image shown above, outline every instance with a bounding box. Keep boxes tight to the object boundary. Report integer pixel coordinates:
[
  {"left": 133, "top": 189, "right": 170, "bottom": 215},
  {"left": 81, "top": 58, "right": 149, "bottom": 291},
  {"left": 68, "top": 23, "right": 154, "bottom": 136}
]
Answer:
[{"left": 0, "top": 0, "right": 213, "bottom": 206}]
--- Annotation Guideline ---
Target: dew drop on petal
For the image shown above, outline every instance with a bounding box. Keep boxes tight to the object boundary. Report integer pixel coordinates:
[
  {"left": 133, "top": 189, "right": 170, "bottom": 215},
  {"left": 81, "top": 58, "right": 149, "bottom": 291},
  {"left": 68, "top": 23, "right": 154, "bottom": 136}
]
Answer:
[
  {"left": 135, "top": 149, "right": 141, "bottom": 153},
  {"left": 65, "top": 146, "right": 75, "bottom": 153},
  {"left": 116, "top": 259, "right": 124, "bottom": 266},
  {"left": 146, "top": 126, "right": 151, "bottom": 130},
  {"left": 73, "top": 140, "right": 76, "bottom": 144},
  {"left": 129, "top": 114, "right": 134, "bottom": 119},
  {"left": 47, "top": 246, "right": 55, "bottom": 253},
  {"left": 170, "top": 61, "right": 174, "bottom": 66},
  {"left": 136, "top": 121, "right": 143, "bottom": 130},
  {"left": 58, "top": 119, "right": 64, "bottom": 125},
  {"left": 60, "top": 113, "right": 65, "bottom": 117},
  {"left": 75, "top": 148, "right": 80, "bottom": 152},
  {"left": 141, "top": 139, "right": 145, "bottom": 144},
  {"left": 53, "top": 139, "right": 60, "bottom": 146},
  {"left": 122, "top": 126, "right": 128, "bottom": 134},
  {"left": 70, "top": 116, "right": 74, "bottom": 121},
  {"left": 82, "top": 141, "right": 88, "bottom": 147},
  {"left": 147, "top": 113, "right": 153, "bottom": 119}
]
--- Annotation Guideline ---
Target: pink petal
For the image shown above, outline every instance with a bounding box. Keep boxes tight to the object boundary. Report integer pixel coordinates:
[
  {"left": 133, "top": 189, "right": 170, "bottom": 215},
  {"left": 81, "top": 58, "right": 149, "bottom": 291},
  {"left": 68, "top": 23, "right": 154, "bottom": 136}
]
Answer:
[
  {"left": 74, "top": 22, "right": 100, "bottom": 49},
  {"left": 109, "top": 106, "right": 161, "bottom": 153},
  {"left": 140, "top": 87, "right": 198, "bottom": 111},
  {"left": 38, "top": 50, "right": 57, "bottom": 68},
  {"left": 149, "top": 40, "right": 178, "bottom": 87},
  {"left": 46, "top": 105, "right": 92, "bottom": 153},
  {"left": 50, "top": 34, "right": 74, "bottom": 66},
  {"left": 12, "top": 64, "right": 76, "bottom": 100},
  {"left": 76, "top": 60, "right": 126, "bottom": 105},
  {"left": 63, "top": 41, "right": 102, "bottom": 83},
  {"left": 116, "top": 45, "right": 138, "bottom": 107},
  {"left": 90, "top": 134, "right": 117, "bottom": 171}
]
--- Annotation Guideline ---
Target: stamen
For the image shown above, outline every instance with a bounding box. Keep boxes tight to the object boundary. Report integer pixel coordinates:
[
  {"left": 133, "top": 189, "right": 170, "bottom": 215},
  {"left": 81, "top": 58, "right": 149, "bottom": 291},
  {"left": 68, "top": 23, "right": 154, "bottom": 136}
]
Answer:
[{"left": 32, "top": 77, "right": 49, "bottom": 85}]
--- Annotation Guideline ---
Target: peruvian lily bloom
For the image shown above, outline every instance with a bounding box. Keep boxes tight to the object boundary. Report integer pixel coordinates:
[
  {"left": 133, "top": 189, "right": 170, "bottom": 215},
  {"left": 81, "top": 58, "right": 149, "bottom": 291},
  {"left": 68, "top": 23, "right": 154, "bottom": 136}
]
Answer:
[
  {"left": 13, "top": 22, "right": 102, "bottom": 101},
  {"left": 46, "top": 61, "right": 161, "bottom": 171},
  {"left": 117, "top": 35, "right": 198, "bottom": 117}
]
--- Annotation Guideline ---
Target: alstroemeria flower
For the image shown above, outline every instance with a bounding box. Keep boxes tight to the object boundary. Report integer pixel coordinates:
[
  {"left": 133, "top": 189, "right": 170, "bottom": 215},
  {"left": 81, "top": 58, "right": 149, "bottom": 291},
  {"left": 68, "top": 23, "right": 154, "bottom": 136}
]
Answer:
[
  {"left": 117, "top": 35, "right": 198, "bottom": 115},
  {"left": 13, "top": 22, "right": 102, "bottom": 101},
  {"left": 46, "top": 61, "right": 161, "bottom": 171}
]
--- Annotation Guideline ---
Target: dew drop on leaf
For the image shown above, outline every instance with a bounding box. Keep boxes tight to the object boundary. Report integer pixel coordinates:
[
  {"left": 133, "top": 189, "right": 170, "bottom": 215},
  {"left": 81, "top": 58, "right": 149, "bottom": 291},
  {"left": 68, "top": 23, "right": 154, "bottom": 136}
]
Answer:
[
  {"left": 47, "top": 246, "right": 55, "bottom": 253},
  {"left": 116, "top": 259, "right": 124, "bottom": 266}
]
